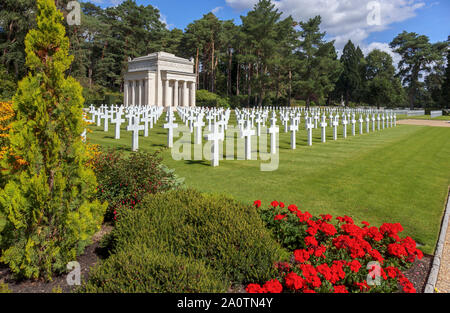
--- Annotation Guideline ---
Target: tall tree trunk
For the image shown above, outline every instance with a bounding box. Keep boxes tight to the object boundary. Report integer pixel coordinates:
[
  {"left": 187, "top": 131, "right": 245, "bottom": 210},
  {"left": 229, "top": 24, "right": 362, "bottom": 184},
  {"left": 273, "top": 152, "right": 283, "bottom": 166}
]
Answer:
[
  {"left": 236, "top": 61, "right": 240, "bottom": 96},
  {"left": 211, "top": 41, "right": 215, "bottom": 93},
  {"left": 247, "top": 63, "right": 252, "bottom": 107},
  {"left": 409, "top": 68, "right": 419, "bottom": 110},
  {"left": 276, "top": 70, "right": 280, "bottom": 105},
  {"left": 288, "top": 70, "right": 292, "bottom": 107},
  {"left": 227, "top": 48, "right": 232, "bottom": 97},
  {"left": 195, "top": 47, "right": 200, "bottom": 90}
]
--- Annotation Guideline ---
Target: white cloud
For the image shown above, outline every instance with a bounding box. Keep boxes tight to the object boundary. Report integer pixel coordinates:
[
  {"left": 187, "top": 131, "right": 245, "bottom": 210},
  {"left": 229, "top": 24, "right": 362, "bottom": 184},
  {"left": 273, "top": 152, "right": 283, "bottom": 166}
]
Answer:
[
  {"left": 211, "top": 6, "right": 224, "bottom": 14},
  {"left": 225, "top": 0, "right": 425, "bottom": 51},
  {"left": 361, "top": 41, "right": 402, "bottom": 67}
]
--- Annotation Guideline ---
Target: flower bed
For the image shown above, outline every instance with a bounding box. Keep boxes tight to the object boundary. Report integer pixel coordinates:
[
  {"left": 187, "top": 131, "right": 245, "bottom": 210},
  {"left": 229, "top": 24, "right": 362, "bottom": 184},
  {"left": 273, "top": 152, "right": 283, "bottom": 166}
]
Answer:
[{"left": 246, "top": 200, "right": 423, "bottom": 293}]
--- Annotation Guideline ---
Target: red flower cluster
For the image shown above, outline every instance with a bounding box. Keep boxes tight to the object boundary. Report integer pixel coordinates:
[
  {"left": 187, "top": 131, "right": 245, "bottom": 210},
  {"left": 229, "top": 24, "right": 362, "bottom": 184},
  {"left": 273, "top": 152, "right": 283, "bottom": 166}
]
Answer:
[
  {"left": 246, "top": 279, "right": 283, "bottom": 293},
  {"left": 248, "top": 200, "right": 422, "bottom": 293}
]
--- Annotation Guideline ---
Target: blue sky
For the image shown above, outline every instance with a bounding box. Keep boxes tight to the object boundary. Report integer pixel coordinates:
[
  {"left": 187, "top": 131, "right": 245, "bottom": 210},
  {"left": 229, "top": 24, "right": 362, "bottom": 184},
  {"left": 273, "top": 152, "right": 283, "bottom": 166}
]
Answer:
[{"left": 84, "top": 0, "right": 449, "bottom": 61}]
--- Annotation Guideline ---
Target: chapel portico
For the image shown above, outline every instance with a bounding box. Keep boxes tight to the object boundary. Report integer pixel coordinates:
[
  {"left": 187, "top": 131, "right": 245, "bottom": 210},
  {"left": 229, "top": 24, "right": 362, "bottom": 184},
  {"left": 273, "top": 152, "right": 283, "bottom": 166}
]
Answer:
[{"left": 123, "top": 52, "right": 196, "bottom": 108}]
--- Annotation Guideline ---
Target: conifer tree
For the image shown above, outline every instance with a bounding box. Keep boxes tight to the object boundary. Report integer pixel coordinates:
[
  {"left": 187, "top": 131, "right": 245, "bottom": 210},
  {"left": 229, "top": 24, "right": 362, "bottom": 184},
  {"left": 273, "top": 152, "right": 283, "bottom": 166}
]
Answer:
[{"left": 0, "top": 0, "right": 106, "bottom": 280}]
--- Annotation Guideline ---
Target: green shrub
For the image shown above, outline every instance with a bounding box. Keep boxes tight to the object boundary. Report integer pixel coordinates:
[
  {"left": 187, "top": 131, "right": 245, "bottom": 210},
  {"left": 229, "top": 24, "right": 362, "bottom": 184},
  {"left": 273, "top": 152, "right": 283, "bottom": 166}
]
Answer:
[
  {"left": 0, "top": 281, "right": 11, "bottom": 293},
  {"left": 81, "top": 189, "right": 288, "bottom": 292},
  {"left": 91, "top": 149, "right": 184, "bottom": 220},
  {"left": 196, "top": 90, "right": 229, "bottom": 108},
  {"left": 81, "top": 244, "right": 227, "bottom": 293}
]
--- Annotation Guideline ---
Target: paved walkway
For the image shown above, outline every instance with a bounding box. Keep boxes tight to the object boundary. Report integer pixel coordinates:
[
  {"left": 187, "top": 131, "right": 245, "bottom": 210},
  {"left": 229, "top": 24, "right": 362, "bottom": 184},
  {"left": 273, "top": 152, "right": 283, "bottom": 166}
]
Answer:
[
  {"left": 436, "top": 197, "right": 450, "bottom": 293},
  {"left": 397, "top": 119, "right": 450, "bottom": 127}
]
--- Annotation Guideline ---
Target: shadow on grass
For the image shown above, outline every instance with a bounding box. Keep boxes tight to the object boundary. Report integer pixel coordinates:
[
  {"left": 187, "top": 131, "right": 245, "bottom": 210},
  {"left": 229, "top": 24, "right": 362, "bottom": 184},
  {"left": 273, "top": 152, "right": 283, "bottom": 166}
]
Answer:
[{"left": 184, "top": 160, "right": 210, "bottom": 166}]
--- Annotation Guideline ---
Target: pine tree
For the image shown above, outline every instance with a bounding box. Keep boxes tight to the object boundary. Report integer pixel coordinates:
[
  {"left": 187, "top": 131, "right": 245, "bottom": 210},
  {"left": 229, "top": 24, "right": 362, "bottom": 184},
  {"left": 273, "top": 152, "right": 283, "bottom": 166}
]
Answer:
[
  {"left": 294, "top": 16, "right": 342, "bottom": 107},
  {"left": 364, "top": 49, "right": 405, "bottom": 108},
  {"left": 0, "top": 0, "right": 107, "bottom": 280},
  {"left": 440, "top": 38, "right": 450, "bottom": 109},
  {"left": 336, "top": 40, "right": 362, "bottom": 105},
  {"left": 390, "top": 31, "right": 447, "bottom": 109}
]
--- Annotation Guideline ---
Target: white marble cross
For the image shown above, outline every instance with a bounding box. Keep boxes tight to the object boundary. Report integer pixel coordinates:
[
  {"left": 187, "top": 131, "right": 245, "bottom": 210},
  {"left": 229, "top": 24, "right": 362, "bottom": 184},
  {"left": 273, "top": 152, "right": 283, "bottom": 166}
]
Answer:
[
  {"left": 194, "top": 114, "right": 205, "bottom": 145},
  {"left": 358, "top": 115, "right": 364, "bottom": 135},
  {"left": 351, "top": 114, "right": 356, "bottom": 136},
  {"left": 127, "top": 114, "right": 145, "bottom": 152},
  {"left": 241, "top": 120, "right": 255, "bottom": 160},
  {"left": 377, "top": 114, "right": 381, "bottom": 131},
  {"left": 206, "top": 113, "right": 214, "bottom": 132},
  {"left": 365, "top": 114, "right": 370, "bottom": 133},
  {"left": 255, "top": 115, "right": 263, "bottom": 137},
  {"left": 342, "top": 115, "right": 348, "bottom": 139},
  {"left": 314, "top": 114, "right": 319, "bottom": 129},
  {"left": 289, "top": 116, "right": 299, "bottom": 149},
  {"left": 371, "top": 114, "right": 376, "bottom": 132},
  {"left": 102, "top": 108, "right": 112, "bottom": 132},
  {"left": 141, "top": 111, "right": 152, "bottom": 137},
  {"left": 267, "top": 112, "right": 279, "bottom": 154},
  {"left": 320, "top": 115, "right": 327, "bottom": 143},
  {"left": 306, "top": 116, "right": 314, "bottom": 146},
  {"left": 112, "top": 108, "right": 125, "bottom": 140},
  {"left": 163, "top": 110, "right": 178, "bottom": 148},
  {"left": 206, "top": 122, "right": 224, "bottom": 167},
  {"left": 332, "top": 115, "right": 339, "bottom": 140}
]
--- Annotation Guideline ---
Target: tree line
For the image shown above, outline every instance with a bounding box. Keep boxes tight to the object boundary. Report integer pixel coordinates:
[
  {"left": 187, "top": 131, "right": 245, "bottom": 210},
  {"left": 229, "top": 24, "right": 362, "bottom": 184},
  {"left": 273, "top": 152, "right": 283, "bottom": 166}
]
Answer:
[{"left": 0, "top": 0, "right": 448, "bottom": 109}]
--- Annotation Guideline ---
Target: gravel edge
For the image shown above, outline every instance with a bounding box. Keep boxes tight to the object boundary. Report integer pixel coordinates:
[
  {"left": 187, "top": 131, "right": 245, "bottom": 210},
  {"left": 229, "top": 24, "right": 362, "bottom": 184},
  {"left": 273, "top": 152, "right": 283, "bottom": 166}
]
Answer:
[{"left": 424, "top": 189, "right": 450, "bottom": 293}]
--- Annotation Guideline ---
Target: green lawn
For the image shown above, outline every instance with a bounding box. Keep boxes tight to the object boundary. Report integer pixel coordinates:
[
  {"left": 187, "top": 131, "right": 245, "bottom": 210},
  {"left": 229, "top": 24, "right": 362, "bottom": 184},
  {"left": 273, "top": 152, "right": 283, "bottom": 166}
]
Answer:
[
  {"left": 396, "top": 114, "right": 450, "bottom": 121},
  {"left": 86, "top": 114, "right": 450, "bottom": 254}
]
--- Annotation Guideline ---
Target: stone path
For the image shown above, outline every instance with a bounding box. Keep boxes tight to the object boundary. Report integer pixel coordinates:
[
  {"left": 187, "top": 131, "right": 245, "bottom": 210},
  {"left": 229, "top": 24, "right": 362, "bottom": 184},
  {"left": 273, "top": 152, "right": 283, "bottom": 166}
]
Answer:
[
  {"left": 397, "top": 119, "right": 450, "bottom": 127},
  {"left": 436, "top": 195, "right": 450, "bottom": 293}
]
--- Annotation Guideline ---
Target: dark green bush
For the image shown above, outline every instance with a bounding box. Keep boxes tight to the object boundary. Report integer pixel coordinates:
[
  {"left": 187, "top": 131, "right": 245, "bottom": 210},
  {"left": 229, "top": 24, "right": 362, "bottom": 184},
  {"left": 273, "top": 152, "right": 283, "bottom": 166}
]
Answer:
[
  {"left": 91, "top": 149, "right": 184, "bottom": 220},
  {"left": 81, "top": 189, "right": 288, "bottom": 292},
  {"left": 81, "top": 245, "right": 226, "bottom": 293},
  {"left": 196, "top": 89, "right": 229, "bottom": 108}
]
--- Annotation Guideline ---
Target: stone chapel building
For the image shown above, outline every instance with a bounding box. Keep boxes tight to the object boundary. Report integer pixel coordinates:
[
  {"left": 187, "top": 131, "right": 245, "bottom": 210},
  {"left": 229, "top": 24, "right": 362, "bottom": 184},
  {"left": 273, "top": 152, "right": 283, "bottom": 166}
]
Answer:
[{"left": 123, "top": 52, "right": 196, "bottom": 108}]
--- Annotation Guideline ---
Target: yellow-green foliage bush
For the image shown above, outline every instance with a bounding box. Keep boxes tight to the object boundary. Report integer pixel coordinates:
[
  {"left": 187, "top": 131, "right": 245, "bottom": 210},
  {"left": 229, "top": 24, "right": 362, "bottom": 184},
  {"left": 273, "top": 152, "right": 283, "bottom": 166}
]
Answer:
[{"left": 0, "top": 0, "right": 106, "bottom": 280}]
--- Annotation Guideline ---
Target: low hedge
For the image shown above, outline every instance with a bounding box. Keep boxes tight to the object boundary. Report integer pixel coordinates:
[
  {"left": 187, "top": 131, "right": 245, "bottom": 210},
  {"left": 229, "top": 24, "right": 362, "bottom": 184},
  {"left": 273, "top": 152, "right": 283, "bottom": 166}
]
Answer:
[
  {"left": 81, "top": 189, "right": 288, "bottom": 292},
  {"left": 81, "top": 245, "right": 226, "bottom": 293}
]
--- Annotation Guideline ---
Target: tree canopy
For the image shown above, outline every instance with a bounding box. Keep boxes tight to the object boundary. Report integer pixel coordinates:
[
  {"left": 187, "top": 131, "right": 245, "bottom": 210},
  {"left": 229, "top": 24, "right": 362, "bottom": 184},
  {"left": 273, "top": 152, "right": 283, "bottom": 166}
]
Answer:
[{"left": 0, "top": 0, "right": 447, "bottom": 108}]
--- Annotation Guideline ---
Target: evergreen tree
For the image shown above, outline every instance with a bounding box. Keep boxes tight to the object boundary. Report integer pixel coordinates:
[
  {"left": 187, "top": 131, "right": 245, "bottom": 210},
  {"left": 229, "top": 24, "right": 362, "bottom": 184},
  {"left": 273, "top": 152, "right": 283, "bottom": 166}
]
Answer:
[
  {"left": 294, "top": 16, "right": 342, "bottom": 107},
  {"left": 364, "top": 49, "right": 405, "bottom": 108},
  {"left": 241, "top": 0, "right": 283, "bottom": 106},
  {"left": 390, "top": 31, "right": 447, "bottom": 109},
  {"left": 440, "top": 37, "right": 450, "bottom": 109},
  {"left": 0, "top": 0, "right": 37, "bottom": 80},
  {"left": 336, "top": 41, "right": 360, "bottom": 105},
  {"left": 0, "top": 0, "right": 107, "bottom": 280}
]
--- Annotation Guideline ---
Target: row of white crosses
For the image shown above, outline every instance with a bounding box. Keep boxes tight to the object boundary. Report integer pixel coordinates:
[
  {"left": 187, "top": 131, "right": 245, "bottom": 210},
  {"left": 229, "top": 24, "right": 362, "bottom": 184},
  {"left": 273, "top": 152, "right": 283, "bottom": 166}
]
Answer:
[
  {"left": 87, "top": 104, "right": 164, "bottom": 151},
  {"left": 86, "top": 105, "right": 397, "bottom": 167}
]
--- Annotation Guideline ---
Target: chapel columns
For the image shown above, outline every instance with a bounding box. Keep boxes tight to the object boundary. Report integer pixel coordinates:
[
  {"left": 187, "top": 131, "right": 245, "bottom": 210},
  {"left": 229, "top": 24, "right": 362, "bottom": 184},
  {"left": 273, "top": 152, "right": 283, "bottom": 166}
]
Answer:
[
  {"left": 161, "top": 79, "right": 196, "bottom": 108},
  {"left": 123, "top": 78, "right": 153, "bottom": 106},
  {"left": 123, "top": 76, "right": 196, "bottom": 107}
]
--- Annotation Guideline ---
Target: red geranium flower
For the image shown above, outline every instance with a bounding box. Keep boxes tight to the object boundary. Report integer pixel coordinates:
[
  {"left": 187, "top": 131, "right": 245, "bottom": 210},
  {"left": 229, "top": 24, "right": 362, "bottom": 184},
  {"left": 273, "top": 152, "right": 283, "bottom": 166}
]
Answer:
[
  {"left": 271, "top": 200, "right": 279, "bottom": 208},
  {"left": 285, "top": 272, "right": 305, "bottom": 291},
  {"left": 253, "top": 200, "right": 262, "bottom": 208},
  {"left": 274, "top": 214, "right": 287, "bottom": 221},
  {"left": 294, "top": 249, "right": 311, "bottom": 263},
  {"left": 333, "top": 285, "right": 348, "bottom": 293},
  {"left": 263, "top": 279, "right": 283, "bottom": 293},
  {"left": 320, "top": 222, "right": 337, "bottom": 236},
  {"left": 246, "top": 284, "right": 265, "bottom": 293},
  {"left": 305, "top": 236, "right": 318, "bottom": 247},
  {"left": 348, "top": 259, "right": 362, "bottom": 273}
]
